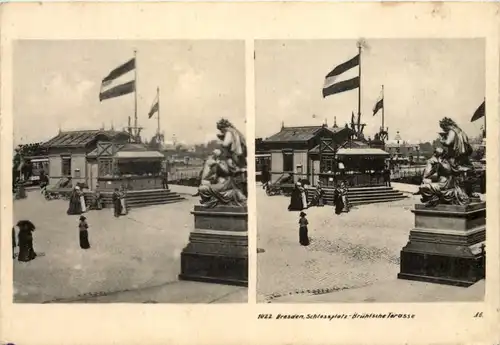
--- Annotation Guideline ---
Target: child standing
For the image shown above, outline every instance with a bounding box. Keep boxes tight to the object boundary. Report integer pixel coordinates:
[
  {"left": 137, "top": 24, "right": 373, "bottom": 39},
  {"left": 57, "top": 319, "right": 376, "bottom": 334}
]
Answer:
[
  {"left": 299, "top": 211, "right": 310, "bottom": 246},
  {"left": 79, "top": 216, "right": 91, "bottom": 249}
]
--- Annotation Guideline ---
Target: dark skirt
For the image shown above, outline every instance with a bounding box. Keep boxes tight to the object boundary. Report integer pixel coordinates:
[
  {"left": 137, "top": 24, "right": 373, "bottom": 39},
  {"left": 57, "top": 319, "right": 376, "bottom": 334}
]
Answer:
[
  {"left": 334, "top": 192, "right": 344, "bottom": 215},
  {"left": 299, "top": 226, "right": 309, "bottom": 246},
  {"left": 288, "top": 188, "right": 304, "bottom": 211},
  {"left": 113, "top": 199, "right": 122, "bottom": 217},
  {"left": 79, "top": 230, "right": 90, "bottom": 249},
  {"left": 67, "top": 195, "right": 82, "bottom": 215},
  {"left": 18, "top": 232, "right": 37, "bottom": 262}
]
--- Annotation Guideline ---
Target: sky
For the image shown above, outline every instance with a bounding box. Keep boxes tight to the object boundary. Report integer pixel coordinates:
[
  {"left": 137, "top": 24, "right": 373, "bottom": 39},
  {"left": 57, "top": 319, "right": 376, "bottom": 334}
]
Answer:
[
  {"left": 14, "top": 40, "right": 245, "bottom": 146},
  {"left": 255, "top": 39, "right": 485, "bottom": 143}
]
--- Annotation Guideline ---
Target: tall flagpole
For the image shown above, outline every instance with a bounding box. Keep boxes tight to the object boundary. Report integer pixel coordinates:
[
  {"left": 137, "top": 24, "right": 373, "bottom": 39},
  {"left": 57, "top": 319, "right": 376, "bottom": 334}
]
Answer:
[
  {"left": 483, "top": 97, "right": 486, "bottom": 139},
  {"left": 134, "top": 49, "right": 138, "bottom": 141},
  {"left": 357, "top": 42, "right": 362, "bottom": 124},
  {"left": 157, "top": 87, "right": 160, "bottom": 136}
]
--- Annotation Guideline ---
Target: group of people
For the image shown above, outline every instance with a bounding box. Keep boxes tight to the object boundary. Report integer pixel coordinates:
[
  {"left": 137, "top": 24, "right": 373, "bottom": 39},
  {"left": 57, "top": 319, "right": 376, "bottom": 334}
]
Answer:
[
  {"left": 66, "top": 185, "right": 126, "bottom": 217},
  {"left": 285, "top": 179, "right": 351, "bottom": 247},
  {"left": 12, "top": 215, "right": 91, "bottom": 262},
  {"left": 287, "top": 180, "right": 350, "bottom": 214}
]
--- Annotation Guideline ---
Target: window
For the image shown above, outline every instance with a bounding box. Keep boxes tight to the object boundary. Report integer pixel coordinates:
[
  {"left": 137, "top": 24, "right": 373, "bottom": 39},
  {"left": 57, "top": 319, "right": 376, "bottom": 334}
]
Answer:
[
  {"left": 256, "top": 156, "right": 271, "bottom": 172},
  {"left": 282, "top": 151, "right": 294, "bottom": 172},
  {"left": 98, "top": 159, "right": 113, "bottom": 177},
  {"left": 320, "top": 156, "right": 336, "bottom": 173},
  {"left": 61, "top": 156, "right": 71, "bottom": 176}
]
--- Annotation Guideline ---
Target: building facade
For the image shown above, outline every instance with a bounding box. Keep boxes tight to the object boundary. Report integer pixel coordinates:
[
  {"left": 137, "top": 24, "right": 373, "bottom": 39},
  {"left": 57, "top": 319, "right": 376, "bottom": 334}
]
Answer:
[{"left": 42, "top": 129, "right": 130, "bottom": 187}]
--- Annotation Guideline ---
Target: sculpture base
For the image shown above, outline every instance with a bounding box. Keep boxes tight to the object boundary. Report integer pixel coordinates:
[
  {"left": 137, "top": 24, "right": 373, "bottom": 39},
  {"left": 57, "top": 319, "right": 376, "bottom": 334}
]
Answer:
[
  {"left": 179, "top": 206, "right": 248, "bottom": 287},
  {"left": 398, "top": 202, "right": 486, "bottom": 287}
]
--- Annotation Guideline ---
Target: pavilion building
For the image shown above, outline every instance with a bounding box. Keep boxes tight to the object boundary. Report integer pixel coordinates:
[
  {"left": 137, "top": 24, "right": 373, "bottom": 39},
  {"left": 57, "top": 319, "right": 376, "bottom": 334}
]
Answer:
[
  {"left": 42, "top": 129, "right": 183, "bottom": 208},
  {"left": 259, "top": 122, "right": 406, "bottom": 206}
]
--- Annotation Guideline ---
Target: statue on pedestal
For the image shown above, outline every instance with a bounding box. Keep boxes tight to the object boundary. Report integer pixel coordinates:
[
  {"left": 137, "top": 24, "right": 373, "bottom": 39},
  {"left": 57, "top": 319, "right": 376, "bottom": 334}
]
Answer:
[
  {"left": 197, "top": 118, "right": 247, "bottom": 208},
  {"left": 418, "top": 117, "right": 477, "bottom": 207}
]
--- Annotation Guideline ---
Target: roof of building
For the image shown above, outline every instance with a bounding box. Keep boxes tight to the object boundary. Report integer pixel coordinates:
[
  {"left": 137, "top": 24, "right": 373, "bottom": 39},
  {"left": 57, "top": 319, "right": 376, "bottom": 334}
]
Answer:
[
  {"left": 42, "top": 130, "right": 130, "bottom": 149},
  {"left": 337, "top": 148, "right": 390, "bottom": 156},
  {"left": 264, "top": 125, "right": 351, "bottom": 143},
  {"left": 114, "top": 151, "right": 164, "bottom": 159}
]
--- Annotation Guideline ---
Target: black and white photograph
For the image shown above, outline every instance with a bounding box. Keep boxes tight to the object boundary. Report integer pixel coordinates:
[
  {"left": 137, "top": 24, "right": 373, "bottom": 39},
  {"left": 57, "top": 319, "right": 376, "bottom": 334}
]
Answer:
[
  {"left": 255, "top": 39, "right": 487, "bottom": 303},
  {"left": 12, "top": 40, "right": 248, "bottom": 303}
]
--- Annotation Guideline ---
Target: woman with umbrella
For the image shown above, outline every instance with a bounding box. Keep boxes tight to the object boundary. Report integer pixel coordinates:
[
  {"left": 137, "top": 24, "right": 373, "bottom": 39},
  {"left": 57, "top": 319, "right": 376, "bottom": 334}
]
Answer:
[{"left": 17, "top": 220, "right": 37, "bottom": 262}]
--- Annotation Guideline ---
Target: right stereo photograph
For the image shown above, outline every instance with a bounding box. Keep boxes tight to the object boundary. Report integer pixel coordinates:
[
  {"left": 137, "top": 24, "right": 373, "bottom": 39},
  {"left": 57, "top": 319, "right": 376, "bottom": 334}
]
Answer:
[{"left": 255, "top": 39, "right": 487, "bottom": 303}]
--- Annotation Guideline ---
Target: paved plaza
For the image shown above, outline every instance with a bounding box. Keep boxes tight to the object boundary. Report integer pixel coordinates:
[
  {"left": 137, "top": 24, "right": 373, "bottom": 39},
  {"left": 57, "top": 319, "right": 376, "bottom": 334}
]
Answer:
[
  {"left": 13, "top": 186, "right": 247, "bottom": 303},
  {"left": 256, "top": 185, "right": 485, "bottom": 303}
]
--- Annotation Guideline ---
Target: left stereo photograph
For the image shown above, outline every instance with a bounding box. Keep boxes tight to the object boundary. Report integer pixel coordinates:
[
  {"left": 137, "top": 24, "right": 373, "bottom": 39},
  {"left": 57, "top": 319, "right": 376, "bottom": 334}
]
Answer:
[{"left": 11, "top": 40, "right": 248, "bottom": 304}]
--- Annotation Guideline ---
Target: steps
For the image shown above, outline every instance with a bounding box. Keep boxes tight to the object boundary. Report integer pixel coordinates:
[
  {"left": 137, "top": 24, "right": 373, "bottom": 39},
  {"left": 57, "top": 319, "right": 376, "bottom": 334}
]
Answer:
[
  {"left": 96, "top": 189, "right": 185, "bottom": 209},
  {"left": 307, "top": 185, "right": 407, "bottom": 207}
]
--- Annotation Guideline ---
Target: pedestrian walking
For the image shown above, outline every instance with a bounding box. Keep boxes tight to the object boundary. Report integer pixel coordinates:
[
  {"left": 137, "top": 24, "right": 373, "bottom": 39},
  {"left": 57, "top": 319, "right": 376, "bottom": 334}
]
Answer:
[
  {"left": 17, "top": 220, "right": 37, "bottom": 262},
  {"left": 94, "top": 190, "right": 103, "bottom": 210},
  {"left": 112, "top": 188, "right": 122, "bottom": 217},
  {"left": 299, "top": 211, "right": 310, "bottom": 246},
  {"left": 162, "top": 171, "right": 169, "bottom": 190},
  {"left": 340, "top": 181, "right": 350, "bottom": 213},
  {"left": 119, "top": 187, "right": 128, "bottom": 215},
  {"left": 78, "top": 216, "right": 91, "bottom": 249},
  {"left": 383, "top": 165, "right": 391, "bottom": 187}
]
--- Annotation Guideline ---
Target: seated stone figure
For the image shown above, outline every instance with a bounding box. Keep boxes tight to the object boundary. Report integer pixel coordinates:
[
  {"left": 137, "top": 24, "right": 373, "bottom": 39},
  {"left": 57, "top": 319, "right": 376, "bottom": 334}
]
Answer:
[
  {"left": 417, "top": 118, "right": 479, "bottom": 207},
  {"left": 198, "top": 152, "right": 247, "bottom": 208},
  {"left": 197, "top": 119, "right": 247, "bottom": 208},
  {"left": 418, "top": 147, "right": 470, "bottom": 207}
]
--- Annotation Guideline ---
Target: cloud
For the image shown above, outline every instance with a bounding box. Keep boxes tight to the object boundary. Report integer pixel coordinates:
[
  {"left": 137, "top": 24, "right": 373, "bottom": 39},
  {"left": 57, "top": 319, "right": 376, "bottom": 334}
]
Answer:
[
  {"left": 174, "top": 66, "right": 204, "bottom": 97},
  {"left": 30, "top": 73, "right": 95, "bottom": 114}
]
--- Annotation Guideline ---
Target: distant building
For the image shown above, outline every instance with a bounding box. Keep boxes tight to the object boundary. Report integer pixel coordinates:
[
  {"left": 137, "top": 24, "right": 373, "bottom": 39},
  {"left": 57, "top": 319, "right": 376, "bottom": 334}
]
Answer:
[
  {"left": 257, "top": 124, "right": 391, "bottom": 186},
  {"left": 42, "top": 129, "right": 130, "bottom": 186},
  {"left": 384, "top": 132, "right": 424, "bottom": 164}
]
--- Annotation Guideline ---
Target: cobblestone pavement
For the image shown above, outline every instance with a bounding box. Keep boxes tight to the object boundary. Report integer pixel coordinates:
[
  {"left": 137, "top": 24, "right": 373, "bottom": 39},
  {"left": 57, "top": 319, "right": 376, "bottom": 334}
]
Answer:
[
  {"left": 13, "top": 190, "right": 246, "bottom": 303},
  {"left": 256, "top": 187, "right": 484, "bottom": 303}
]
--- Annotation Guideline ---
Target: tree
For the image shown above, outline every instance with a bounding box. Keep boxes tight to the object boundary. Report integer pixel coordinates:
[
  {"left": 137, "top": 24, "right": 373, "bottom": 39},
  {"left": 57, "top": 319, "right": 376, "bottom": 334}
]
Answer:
[{"left": 471, "top": 146, "right": 485, "bottom": 161}]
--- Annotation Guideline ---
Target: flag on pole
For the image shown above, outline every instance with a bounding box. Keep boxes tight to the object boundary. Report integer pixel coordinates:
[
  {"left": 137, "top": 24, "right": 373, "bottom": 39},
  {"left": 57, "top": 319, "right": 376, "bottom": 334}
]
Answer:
[
  {"left": 470, "top": 100, "right": 485, "bottom": 122},
  {"left": 373, "top": 89, "right": 384, "bottom": 116},
  {"left": 148, "top": 93, "right": 159, "bottom": 118},
  {"left": 99, "top": 58, "right": 136, "bottom": 101},
  {"left": 322, "top": 54, "right": 360, "bottom": 98}
]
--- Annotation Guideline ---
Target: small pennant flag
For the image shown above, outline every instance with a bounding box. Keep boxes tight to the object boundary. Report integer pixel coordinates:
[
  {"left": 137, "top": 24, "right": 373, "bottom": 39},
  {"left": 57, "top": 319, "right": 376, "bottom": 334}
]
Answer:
[
  {"left": 470, "top": 100, "right": 485, "bottom": 122},
  {"left": 148, "top": 100, "right": 159, "bottom": 118},
  {"left": 322, "top": 54, "right": 360, "bottom": 98},
  {"left": 373, "top": 89, "right": 384, "bottom": 116},
  {"left": 99, "top": 58, "right": 136, "bottom": 101},
  {"left": 148, "top": 88, "right": 159, "bottom": 118}
]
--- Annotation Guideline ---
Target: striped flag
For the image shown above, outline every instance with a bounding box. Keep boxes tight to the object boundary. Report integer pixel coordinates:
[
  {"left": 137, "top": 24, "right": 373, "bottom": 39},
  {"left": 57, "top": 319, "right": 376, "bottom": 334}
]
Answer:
[
  {"left": 148, "top": 95, "right": 159, "bottom": 118},
  {"left": 470, "top": 100, "right": 485, "bottom": 122},
  {"left": 322, "top": 54, "right": 360, "bottom": 98},
  {"left": 373, "top": 89, "right": 384, "bottom": 116},
  {"left": 99, "top": 58, "right": 136, "bottom": 101}
]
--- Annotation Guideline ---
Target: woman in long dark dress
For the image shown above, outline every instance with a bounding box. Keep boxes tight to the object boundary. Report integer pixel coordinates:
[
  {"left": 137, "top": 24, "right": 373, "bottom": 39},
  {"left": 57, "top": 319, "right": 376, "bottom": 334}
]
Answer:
[
  {"left": 17, "top": 220, "right": 37, "bottom": 262},
  {"left": 299, "top": 211, "right": 310, "bottom": 246},
  {"left": 79, "top": 216, "right": 91, "bottom": 249},
  {"left": 112, "top": 188, "right": 122, "bottom": 217},
  {"left": 67, "top": 187, "right": 82, "bottom": 215},
  {"left": 333, "top": 186, "right": 344, "bottom": 215},
  {"left": 288, "top": 182, "right": 304, "bottom": 211}
]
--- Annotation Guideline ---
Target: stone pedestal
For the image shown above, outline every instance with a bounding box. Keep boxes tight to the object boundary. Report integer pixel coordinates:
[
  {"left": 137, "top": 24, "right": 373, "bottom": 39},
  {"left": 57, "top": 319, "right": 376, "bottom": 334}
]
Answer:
[
  {"left": 179, "top": 205, "right": 248, "bottom": 286},
  {"left": 398, "top": 201, "right": 486, "bottom": 287}
]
